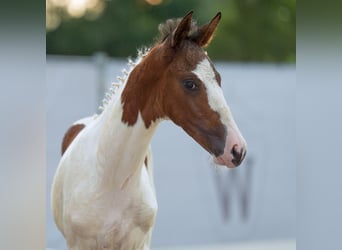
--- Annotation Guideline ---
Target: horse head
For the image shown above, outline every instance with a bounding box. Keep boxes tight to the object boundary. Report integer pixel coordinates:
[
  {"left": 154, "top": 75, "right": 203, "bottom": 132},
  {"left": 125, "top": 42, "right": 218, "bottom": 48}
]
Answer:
[{"left": 122, "top": 11, "right": 247, "bottom": 168}]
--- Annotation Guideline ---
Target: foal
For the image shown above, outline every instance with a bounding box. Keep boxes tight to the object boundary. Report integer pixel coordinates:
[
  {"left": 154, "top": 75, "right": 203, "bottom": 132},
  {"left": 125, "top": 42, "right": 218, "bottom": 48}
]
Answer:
[{"left": 51, "top": 11, "right": 247, "bottom": 250}]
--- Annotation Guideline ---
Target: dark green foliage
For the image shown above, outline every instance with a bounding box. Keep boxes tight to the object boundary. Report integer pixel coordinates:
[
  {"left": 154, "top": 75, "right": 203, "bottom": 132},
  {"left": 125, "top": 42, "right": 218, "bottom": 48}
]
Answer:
[{"left": 46, "top": 0, "right": 295, "bottom": 62}]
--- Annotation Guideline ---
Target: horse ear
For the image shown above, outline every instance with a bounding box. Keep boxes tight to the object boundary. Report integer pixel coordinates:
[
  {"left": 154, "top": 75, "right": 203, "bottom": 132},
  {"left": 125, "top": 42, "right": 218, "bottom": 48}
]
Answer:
[
  {"left": 194, "top": 12, "right": 221, "bottom": 48},
  {"left": 171, "top": 11, "right": 194, "bottom": 48}
]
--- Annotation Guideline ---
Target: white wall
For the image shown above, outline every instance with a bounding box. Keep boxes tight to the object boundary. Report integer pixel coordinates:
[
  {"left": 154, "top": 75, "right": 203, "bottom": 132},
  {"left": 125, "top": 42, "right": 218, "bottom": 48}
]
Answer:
[{"left": 46, "top": 55, "right": 295, "bottom": 249}]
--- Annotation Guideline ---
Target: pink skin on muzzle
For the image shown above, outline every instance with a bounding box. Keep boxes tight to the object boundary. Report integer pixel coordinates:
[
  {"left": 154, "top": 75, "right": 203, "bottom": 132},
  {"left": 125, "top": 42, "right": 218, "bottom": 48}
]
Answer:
[{"left": 214, "top": 125, "right": 247, "bottom": 168}]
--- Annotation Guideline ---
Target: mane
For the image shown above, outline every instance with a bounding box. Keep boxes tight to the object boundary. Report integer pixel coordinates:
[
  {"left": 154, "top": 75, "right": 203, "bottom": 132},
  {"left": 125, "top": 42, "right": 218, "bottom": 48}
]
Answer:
[
  {"left": 98, "top": 47, "right": 150, "bottom": 112},
  {"left": 157, "top": 17, "right": 200, "bottom": 43}
]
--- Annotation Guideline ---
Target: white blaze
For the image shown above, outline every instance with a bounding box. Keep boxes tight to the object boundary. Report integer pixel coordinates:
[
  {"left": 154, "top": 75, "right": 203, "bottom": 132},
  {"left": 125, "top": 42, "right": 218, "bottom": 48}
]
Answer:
[
  {"left": 192, "top": 58, "right": 233, "bottom": 126},
  {"left": 192, "top": 58, "right": 247, "bottom": 166}
]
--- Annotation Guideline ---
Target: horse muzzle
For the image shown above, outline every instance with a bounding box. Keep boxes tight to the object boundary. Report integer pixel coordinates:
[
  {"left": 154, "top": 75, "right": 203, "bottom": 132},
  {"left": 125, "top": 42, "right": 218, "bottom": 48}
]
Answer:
[{"left": 213, "top": 125, "right": 247, "bottom": 168}]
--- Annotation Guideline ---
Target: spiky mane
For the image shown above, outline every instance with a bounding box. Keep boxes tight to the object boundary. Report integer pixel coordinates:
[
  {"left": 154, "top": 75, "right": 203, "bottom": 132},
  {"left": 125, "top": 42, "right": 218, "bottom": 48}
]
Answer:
[{"left": 98, "top": 47, "right": 150, "bottom": 112}]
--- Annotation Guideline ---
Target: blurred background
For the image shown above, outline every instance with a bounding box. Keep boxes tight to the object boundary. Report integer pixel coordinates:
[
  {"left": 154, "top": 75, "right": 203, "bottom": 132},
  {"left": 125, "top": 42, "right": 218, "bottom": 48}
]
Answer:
[
  {"left": 46, "top": 0, "right": 295, "bottom": 62},
  {"left": 46, "top": 0, "right": 296, "bottom": 249}
]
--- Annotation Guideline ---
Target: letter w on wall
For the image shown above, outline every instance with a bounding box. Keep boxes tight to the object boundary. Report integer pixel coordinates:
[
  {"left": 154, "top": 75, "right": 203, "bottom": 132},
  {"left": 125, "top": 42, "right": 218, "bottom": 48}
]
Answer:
[{"left": 213, "top": 157, "right": 254, "bottom": 222}]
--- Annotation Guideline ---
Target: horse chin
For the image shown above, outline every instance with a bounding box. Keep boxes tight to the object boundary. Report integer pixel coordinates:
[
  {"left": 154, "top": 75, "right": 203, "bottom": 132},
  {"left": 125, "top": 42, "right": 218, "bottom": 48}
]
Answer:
[{"left": 213, "top": 155, "right": 237, "bottom": 168}]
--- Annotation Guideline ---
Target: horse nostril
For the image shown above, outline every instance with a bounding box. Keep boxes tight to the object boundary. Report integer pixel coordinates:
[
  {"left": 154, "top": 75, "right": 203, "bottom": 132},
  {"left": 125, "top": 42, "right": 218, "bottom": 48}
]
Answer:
[{"left": 231, "top": 144, "right": 245, "bottom": 166}]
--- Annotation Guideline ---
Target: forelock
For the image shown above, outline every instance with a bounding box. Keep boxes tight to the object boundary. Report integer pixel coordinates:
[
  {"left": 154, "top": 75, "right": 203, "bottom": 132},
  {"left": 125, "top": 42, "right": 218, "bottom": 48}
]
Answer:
[{"left": 157, "top": 18, "right": 200, "bottom": 43}]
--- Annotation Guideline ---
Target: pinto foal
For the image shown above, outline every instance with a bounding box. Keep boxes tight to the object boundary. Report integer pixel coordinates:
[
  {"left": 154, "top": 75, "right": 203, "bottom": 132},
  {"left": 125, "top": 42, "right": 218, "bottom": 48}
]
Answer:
[{"left": 51, "top": 11, "right": 247, "bottom": 250}]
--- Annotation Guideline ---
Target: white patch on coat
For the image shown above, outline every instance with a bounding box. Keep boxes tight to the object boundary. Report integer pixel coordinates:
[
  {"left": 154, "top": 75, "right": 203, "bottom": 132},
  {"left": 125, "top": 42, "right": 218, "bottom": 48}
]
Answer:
[{"left": 52, "top": 101, "right": 158, "bottom": 250}]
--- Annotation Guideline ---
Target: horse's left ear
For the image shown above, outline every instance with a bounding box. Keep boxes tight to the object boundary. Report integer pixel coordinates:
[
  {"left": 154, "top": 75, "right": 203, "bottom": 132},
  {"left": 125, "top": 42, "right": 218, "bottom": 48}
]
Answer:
[
  {"left": 171, "top": 11, "right": 194, "bottom": 48},
  {"left": 193, "top": 12, "right": 221, "bottom": 48}
]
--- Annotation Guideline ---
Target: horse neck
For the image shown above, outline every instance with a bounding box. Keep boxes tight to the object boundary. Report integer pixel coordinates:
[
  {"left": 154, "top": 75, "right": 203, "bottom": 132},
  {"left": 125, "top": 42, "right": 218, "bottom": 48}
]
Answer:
[{"left": 95, "top": 55, "right": 163, "bottom": 190}]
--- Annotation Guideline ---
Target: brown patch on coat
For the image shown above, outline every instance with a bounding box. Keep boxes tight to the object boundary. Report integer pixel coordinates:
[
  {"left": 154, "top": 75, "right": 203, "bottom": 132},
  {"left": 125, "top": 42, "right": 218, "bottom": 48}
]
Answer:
[
  {"left": 121, "top": 44, "right": 166, "bottom": 128},
  {"left": 61, "top": 124, "right": 85, "bottom": 155}
]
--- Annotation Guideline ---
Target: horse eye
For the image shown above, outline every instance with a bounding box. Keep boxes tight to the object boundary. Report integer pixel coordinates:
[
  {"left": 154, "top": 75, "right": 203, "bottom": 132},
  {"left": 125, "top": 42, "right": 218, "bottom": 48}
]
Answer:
[{"left": 183, "top": 80, "right": 198, "bottom": 91}]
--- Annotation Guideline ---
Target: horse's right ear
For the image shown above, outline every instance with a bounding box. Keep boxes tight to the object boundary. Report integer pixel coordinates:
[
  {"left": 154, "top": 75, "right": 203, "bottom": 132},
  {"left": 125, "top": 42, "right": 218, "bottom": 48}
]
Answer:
[{"left": 171, "top": 11, "right": 194, "bottom": 48}]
